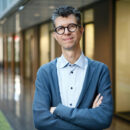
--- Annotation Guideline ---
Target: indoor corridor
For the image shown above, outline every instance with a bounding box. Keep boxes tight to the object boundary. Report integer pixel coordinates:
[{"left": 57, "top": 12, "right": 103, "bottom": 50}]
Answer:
[{"left": 0, "top": 0, "right": 130, "bottom": 130}]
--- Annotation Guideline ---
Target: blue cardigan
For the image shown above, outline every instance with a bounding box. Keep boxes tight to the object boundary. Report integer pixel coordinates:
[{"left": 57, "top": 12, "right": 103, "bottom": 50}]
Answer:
[{"left": 33, "top": 57, "right": 113, "bottom": 130}]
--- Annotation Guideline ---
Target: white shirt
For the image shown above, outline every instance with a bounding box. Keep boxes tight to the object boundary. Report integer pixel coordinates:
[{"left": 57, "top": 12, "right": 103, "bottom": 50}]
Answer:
[{"left": 57, "top": 53, "right": 88, "bottom": 108}]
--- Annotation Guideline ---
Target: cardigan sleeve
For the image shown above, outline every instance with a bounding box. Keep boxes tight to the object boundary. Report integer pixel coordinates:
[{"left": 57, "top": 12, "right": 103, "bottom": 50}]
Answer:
[
  {"left": 32, "top": 68, "right": 84, "bottom": 130},
  {"left": 53, "top": 65, "right": 113, "bottom": 130}
]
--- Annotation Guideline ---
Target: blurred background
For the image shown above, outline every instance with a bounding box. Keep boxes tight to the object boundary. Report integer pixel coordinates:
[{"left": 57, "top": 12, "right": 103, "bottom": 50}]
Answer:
[{"left": 0, "top": 0, "right": 130, "bottom": 130}]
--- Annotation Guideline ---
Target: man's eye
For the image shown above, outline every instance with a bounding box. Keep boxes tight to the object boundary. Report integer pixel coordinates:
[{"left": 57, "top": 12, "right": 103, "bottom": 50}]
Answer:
[
  {"left": 57, "top": 27, "right": 64, "bottom": 31},
  {"left": 70, "top": 24, "right": 75, "bottom": 27},
  {"left": 69, "top": 24, "right": 76, "bottom": 28}
]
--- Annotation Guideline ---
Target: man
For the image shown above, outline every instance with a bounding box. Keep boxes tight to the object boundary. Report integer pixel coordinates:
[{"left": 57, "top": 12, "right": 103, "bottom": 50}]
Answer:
[{"left": 33, "top": 6, "right": 113, "bottom": 130}]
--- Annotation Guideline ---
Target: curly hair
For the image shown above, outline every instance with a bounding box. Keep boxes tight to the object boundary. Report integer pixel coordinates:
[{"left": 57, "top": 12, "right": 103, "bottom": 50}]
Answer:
[{"left": 51, "top": 5, "right": 81, "bottom": 27}]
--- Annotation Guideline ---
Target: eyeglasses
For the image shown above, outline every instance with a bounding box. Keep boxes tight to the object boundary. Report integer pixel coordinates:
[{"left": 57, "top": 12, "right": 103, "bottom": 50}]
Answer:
[{"left": 54, "top": 23, "right": 81, "bottom": 35}]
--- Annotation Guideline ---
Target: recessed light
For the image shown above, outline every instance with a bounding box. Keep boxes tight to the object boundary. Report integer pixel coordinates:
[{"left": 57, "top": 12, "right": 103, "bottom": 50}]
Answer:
[
  {"left": 19, "top": 6, "right": 24, "bottom": 11},
  {"left": 49, "top": 6, "right": 55, "bottom": 9}
]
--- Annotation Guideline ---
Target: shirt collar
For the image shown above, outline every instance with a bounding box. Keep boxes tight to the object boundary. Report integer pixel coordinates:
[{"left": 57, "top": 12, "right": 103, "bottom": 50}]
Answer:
[
  {"left": 75, "top": 52, "right": 87, "bottom": 69},
  {"left": 57, "top": 52, "right": 87, "bottom": 69},
  {"left": 57, "top": 55, "right": 69, "bottom": 68}
]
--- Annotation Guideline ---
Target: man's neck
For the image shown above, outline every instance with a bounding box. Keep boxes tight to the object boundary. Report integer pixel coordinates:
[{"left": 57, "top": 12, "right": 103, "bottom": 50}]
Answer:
[{"left": 62, "top": 47, "right": 81, "bottom": 64}]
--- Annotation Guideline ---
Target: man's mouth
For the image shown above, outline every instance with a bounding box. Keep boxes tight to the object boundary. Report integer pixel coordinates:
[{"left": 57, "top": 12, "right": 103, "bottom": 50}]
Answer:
[{"left": 63, "top": 37, "right": 73, "bottom": 41}]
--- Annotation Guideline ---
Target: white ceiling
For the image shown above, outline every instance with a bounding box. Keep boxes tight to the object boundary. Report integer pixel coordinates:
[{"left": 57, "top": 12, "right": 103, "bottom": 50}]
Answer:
[{"left": 1, "top": 0, "right": 100, "bottom": 34}]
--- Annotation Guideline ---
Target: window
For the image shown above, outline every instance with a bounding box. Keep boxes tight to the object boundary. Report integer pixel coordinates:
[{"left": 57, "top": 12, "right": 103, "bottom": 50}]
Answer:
[{"left": 84, "top": 9, "right": 94, "bottom": 59}]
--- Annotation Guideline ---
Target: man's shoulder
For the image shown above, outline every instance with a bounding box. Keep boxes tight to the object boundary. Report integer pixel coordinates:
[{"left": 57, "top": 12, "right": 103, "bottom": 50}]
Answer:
[
  {"left": 87, "top": 57, "right": 109, "bottom": 70},
  {"left": 37, "top": 59, "right": 57, "bottom": 74}
]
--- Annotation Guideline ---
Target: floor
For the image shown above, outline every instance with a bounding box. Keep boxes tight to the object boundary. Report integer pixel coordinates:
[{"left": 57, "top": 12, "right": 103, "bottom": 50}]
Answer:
[
  {"left": 0, "top": 69, "right": 130, "bottom": 130},
  {"left": 0, "top": 70, "right": 35, "bottom": 130}
]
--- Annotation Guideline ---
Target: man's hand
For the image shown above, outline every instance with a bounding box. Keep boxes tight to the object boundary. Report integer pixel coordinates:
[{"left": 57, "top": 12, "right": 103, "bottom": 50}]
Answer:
[
  {"left": 92, "top": 94, "right": 103, "bottom": 108},
  {"left": 50, "top": 107, "right": 56, "bottom": 114}
]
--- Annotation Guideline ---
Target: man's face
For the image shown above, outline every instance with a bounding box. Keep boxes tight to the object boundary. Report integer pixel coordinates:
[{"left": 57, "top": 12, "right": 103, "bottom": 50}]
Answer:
[{"left": 53, "top": 14, "right": 84, "bottom": 50}]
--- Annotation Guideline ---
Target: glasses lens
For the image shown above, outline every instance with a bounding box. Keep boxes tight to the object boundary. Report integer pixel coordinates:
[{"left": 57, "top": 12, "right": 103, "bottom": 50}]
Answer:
[
  {"left": 55, "top": 26, "right": 64, "bottom": 35},
  {"left": 68, "top": 24, "right": 77, "bottom": 32}
]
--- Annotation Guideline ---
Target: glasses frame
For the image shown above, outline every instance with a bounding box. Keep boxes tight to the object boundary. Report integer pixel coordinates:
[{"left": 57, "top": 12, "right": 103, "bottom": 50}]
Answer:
[{"left": 54, "top": 23, "right": 81, "bottom": 35}]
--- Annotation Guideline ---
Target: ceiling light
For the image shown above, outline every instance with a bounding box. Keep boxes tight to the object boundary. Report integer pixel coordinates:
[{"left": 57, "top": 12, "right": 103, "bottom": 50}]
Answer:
[
  {"left": 49, "top": 6, "right": 55, "bottom": 9},
  {"left": 19, "top": 6, "right": 24, "bottom": 11}
]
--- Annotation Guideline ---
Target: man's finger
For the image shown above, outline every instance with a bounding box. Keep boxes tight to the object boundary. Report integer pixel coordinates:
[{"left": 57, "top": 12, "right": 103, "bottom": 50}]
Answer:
[
  {"left": 92, "top": 94, "right": 100, "bottom": 108},
  {"left": 92, "top": 94, "right": 103, "bottom": 108},
  {"left": 94, "top": 93, "right": 100, "bottom": 104},
  {"left": 96, "top": 96, "right": 103, "bottom": 106}
]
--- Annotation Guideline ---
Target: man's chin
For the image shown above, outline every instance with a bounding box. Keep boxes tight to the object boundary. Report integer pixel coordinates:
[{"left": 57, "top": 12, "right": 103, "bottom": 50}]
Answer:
[{"left": 63, "top": 45, "right": 75, "bottom": 50}]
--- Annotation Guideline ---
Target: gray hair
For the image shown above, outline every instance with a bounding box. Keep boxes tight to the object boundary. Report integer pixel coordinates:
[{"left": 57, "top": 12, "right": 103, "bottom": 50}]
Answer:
[{"left": 51, "top": 5, "right": 81, "bottom": 28}]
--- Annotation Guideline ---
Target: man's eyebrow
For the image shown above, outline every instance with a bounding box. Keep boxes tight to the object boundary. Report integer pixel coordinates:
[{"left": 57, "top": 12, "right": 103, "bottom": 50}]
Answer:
[{"left": 56, "top": 23, "right": 77, "bottom": 27}]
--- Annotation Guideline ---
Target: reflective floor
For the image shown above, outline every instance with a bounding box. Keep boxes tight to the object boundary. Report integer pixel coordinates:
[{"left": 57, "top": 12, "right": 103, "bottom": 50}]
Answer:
[
  {"left": 0, "top": 69, "right": 130, "bottom": 130},
  {"left": 0, "top": 69, "right": 36, "bottom": 130}
]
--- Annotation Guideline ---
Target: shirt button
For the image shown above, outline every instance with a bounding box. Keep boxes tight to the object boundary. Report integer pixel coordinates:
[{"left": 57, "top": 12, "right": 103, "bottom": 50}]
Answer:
[
  {"left": 70, "top": 71, "right": 73, "bottom": 74},
  {"left": 70, "top": 103, "right": 72, "bottom": 106},
  {"left": 70, "top": 87, "right": 73, "bottom": 90}
]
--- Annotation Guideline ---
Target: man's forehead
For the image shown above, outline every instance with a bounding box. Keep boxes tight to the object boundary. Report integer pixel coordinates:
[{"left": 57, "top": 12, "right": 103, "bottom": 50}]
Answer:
[{"left": 54, "top": 15, "right": 77, "bottom": 27}]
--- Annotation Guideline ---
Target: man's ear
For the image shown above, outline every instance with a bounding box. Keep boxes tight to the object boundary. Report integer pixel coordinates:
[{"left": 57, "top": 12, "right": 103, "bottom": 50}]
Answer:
[{"left": 80, "top": 26, "right": 84, "bottom": 35}]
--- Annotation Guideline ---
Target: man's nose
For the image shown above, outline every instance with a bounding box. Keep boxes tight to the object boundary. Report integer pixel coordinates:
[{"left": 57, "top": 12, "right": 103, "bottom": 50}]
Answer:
[{"left": 64, "top": 27, "right": 70, "bottom": 34}]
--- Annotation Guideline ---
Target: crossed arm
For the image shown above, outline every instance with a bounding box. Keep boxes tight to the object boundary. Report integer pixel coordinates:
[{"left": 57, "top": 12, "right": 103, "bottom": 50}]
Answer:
[{"left": 50, "top": 94, "right": 103, "bottom": 113}]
